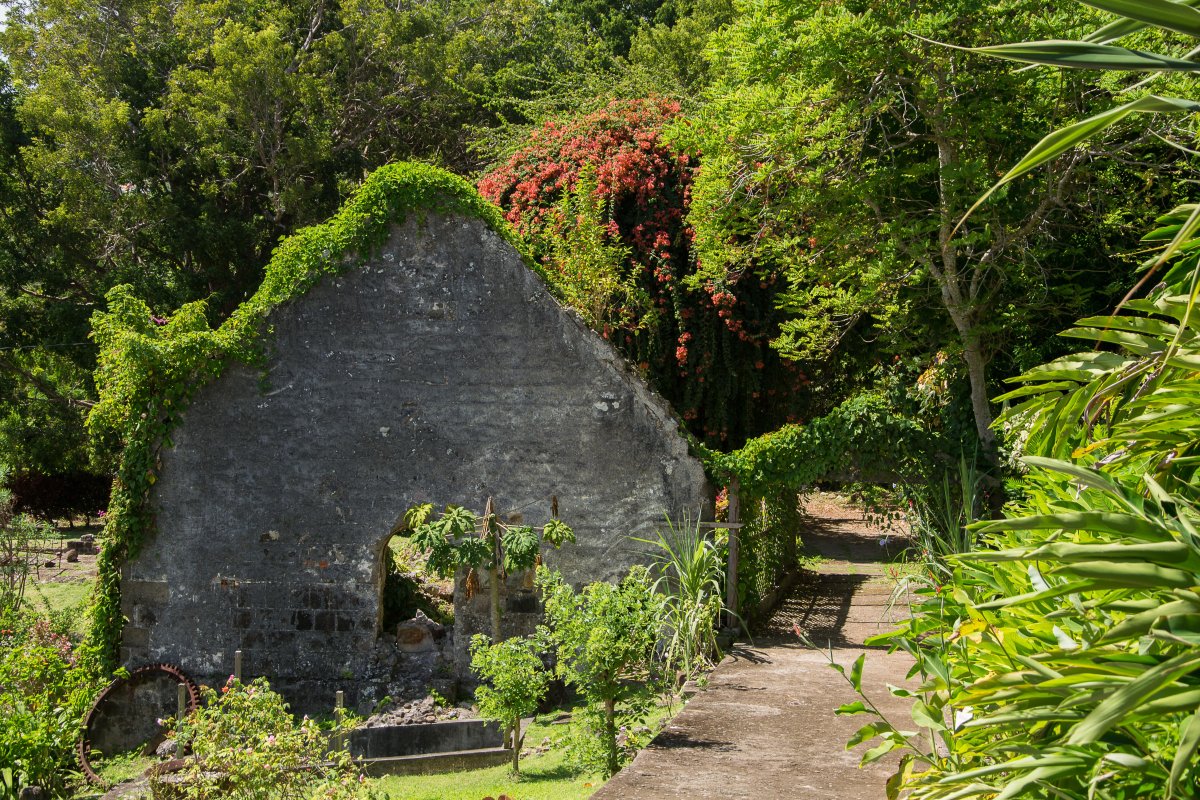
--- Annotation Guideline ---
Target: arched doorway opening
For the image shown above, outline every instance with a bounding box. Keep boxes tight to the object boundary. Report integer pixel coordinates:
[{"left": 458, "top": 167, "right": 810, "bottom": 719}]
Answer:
[{"left": 376, "top": 522, "right": 453, "bottom": 640}]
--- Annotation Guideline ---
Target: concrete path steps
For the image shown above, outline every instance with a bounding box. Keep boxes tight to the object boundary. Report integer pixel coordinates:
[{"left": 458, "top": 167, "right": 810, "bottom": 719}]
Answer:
[{"left": 593, "top": 495, "right": 915, "bottom": 799}]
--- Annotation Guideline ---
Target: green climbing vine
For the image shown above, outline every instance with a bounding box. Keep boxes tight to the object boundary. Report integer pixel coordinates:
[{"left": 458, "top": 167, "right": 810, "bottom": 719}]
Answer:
[
  {"left": 700, "top": 393, "right": 932, "bottom": 613},
  {"left": 81, "top": 162, "right": 530, "bottom": 675}
]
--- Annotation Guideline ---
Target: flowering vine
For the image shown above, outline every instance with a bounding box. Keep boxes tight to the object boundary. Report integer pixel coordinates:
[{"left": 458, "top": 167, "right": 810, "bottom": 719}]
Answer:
[{"left": 480, "top": 98, "right": 799, "bottom": 446}]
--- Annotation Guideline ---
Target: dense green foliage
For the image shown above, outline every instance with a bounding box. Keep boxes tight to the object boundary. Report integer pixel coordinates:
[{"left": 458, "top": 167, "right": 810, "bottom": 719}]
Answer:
[
  {"left": 479, "top": 97, "right": 802, "bottom": 445},
  {"left": 469, "top": 633, "right": 551, "bottom": 774},
  {"left": 536, "top": 565, "right": 666, "bottom": 777},
  {"left": 404, "top": 503, "right": 575, "bottom": 580},
  {"left": 163, "top": 676, "right": 364, "bottom": 800},
  {"left": 0, "top": 619, "right": 91, "bottom": 798},
  {"left": 0, "top": 0, "right": 676, "bottom": 481},
  {"left": 677, "top": 0, "right": 1171, "bottom": 468},
  {"left": 704, "top": 392, "right": 932, "bottom": 610},
  {"left": 849, "top": 269, "right": 1200, "bottom": 798},
  {"left": 835, "top": 3, "right": 1200, "bottom": 798}
]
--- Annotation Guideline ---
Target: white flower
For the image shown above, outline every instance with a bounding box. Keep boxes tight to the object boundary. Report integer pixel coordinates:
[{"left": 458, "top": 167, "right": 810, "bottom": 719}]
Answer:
[{"left": 953, "top": 706, "right": 974, "bottom": 730}]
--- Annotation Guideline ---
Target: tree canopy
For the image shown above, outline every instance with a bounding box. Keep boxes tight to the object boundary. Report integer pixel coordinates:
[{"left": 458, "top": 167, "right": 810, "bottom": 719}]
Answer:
[{"left": 677, "top": 0, "right": 1177, "bottom": 467}]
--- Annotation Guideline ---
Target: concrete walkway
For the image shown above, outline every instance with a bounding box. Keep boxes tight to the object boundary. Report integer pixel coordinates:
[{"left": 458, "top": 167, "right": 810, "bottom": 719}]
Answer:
[{"left": 593, "top": 495, "right": 915, "bottom": 800}]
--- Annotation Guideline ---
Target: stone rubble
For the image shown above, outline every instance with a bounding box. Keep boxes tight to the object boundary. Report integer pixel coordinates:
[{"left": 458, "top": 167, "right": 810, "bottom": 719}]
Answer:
[{"left": 362, "top": 694, "right": 476, "bottom": 727}]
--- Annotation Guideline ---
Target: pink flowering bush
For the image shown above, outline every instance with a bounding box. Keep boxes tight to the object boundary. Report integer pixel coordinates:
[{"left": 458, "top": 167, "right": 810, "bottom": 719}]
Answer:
[
  {"left": 479, "top": 98, "right": 795, "bottom": 445},
  {"left": 158, "top": 677, "right": 368, "bottom": 800}
]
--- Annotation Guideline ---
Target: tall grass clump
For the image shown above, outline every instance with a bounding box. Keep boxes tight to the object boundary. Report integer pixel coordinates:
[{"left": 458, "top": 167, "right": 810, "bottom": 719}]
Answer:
[
  {"left": 635, "top": 515, "right": 725, "bottom": 682},
  {"left": 906, "top": 455, "right": 983, "bottom": 576}
]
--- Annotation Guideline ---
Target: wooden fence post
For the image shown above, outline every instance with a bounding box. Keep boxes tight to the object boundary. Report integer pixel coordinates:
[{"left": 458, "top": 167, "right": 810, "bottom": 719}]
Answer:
[
  {"left": 484, "top": 496, "right": 501, "bottom": 642},
  {"left": 726, "top": 477, "right": 740, "bottom": 629},
  {"left": 233, "top": 649, "right": 243, "bottom": 683}
]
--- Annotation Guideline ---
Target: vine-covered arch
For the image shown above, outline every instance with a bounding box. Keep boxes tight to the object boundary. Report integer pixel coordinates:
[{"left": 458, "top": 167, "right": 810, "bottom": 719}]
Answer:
[{"left": 85, "top": 163, "right": 709, "bottom": 710}]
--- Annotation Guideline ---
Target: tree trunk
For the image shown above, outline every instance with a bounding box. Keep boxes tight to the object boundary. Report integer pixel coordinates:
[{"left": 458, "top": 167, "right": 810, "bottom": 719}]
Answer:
[
  {"left": 960, "top": 330, "right": 1005, "bottom": 513},
  {"left": 485, "top": 496, "right": 501, "bottom": 642},
  {"left": 961, "top": 332, "right": 996, "bottom": 462},
  {"left": 604, "top": 697, "right": 618, "bottom": 776},
  {"left": 489, "top": 565, "right": 501, "bottom": 642},
  {"left": 510, "top": 718, "right": 520, "bottom": 774}
]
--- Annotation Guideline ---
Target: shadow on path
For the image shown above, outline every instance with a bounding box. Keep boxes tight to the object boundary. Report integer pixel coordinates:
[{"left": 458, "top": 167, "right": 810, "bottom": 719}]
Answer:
[
  {"left": 798, "top": 509, "right": 910, "bottom": 566},
  {"left": 757, "top": 571, "right": 874, "bottom": 645}
]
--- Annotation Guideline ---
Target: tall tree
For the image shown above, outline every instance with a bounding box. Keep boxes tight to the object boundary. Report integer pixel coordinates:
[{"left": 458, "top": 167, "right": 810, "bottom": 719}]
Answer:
[
  {"left": 0, "top": 0, "right": 603, "bottom": 476},
  {"left": 678, "top": 0, "right": 1172, "bottom": 471}
]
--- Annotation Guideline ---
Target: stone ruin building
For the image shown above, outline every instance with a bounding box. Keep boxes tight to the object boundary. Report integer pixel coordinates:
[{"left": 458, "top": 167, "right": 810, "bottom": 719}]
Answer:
[{"left": 115, "top": 170, "right": 710, "bottom": 713}]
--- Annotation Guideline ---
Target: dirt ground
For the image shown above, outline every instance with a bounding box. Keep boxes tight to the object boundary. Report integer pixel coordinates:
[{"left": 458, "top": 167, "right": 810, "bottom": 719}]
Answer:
[{"left": 22, "top": 523, "right": 101, "bottom": 615}]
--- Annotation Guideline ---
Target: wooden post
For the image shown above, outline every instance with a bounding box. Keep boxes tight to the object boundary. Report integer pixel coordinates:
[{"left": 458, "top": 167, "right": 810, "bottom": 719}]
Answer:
[
  {"left": 177, "top": 683, "right": 186, "bottom": 720},
  {"left": 334, "top": 691, "right": 346, "bottom": 752},
  {"left": 485, "top": 496, "right": 501, "bottom": 642},
  {"left": 726, "top": 478, "right": 740, "bottom": 629},
  {"left": 234, "top": 650, "right": 243, "bottom": 683}
]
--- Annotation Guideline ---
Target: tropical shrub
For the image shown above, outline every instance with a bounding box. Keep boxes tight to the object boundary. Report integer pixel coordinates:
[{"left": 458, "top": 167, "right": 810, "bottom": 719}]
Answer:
[
  {"left": 0, "top": 488, "right": 51, "bottom": 617},
  {"left": 0, "top": 619, "right": 91, "bottom": 798},
  {"left": 479, "top": 96, "right": 802, "bottom": 446},
  {"left": 161, "top": 676, "right": 365, "bottom": 800},
  {"left": 835, "top": 5, "right": 1200, "bottom": 796},
  {"left": 469, "top": 633, "right": 550, "bottom": 775},
  {"left": 536, "top": 566, "right": 666, "bottom": 777},
  {"left": 676, "top": 0, "right": 1158, "bottom": 475}
]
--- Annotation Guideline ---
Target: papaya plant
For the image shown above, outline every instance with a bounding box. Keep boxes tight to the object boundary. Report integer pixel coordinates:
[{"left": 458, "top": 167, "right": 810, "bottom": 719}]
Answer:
[{"left": 404, "top": 501, "right": 575, "bottom": 641}]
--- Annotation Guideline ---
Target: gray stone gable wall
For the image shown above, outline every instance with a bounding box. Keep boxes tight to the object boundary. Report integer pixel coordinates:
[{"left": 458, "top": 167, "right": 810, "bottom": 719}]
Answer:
[{"left": 121, "top": 212, "right": 709, "bottom": 711}]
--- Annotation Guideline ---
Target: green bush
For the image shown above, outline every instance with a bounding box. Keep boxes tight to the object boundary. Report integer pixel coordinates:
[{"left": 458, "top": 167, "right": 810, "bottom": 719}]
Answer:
[
  {"left": 160, "top": 677, "right": 367, "bottom": 800},
  {"left": 829, "top": 4, "right": 1200, "bottom": 797},
  {"left": 836, "top": 229, "right": 1200, "bottom": 800},
  {"left": 0, "top": 619, "right": 91, "bottom": 798},
  {"left": 469, "top": 634, "right": 550, "bottom": 775},
  {"left": 0, "top": 486, "right": 53, "bottom": 618},
  {"left": 536, "top": 566, "right": 665, "bottom": 777}
]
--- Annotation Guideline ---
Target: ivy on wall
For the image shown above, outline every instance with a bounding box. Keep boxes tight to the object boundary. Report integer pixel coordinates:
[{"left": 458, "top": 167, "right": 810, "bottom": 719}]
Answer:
[
  {"left": 700, "top": 393, "right": 933, "bottom": 612},
  {"left": 80, "top": 163, "right": 531, "bottom": 675}
]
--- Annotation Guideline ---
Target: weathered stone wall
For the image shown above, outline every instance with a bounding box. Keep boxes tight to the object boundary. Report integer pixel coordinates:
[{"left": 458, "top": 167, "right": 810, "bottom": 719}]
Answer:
[{"left": 121, "top": 212, "right": 710, "bottom": 712}]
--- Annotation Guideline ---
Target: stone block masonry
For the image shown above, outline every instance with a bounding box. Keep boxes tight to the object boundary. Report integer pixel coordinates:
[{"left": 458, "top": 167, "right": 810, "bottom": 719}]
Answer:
[{"left": 122, "top": 210, "right": 709, "bottom": 713}]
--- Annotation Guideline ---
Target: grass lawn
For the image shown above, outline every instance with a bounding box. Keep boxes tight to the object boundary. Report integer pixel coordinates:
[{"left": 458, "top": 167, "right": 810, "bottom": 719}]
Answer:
[
  {"left": 370, "top": 747, "right": 603, "bottom": 800},
  {"left": 26, "top": 579, "right": 91, "bottom": 615},
  {"left": 367, "top": 699, "right": 679, "bottom": 799}
]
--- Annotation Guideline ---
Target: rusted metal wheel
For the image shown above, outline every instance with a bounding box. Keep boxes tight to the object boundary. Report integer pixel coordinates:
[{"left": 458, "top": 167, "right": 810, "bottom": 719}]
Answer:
[{"left": 77, "top": 663, "right": 201, "bottom": 784}]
